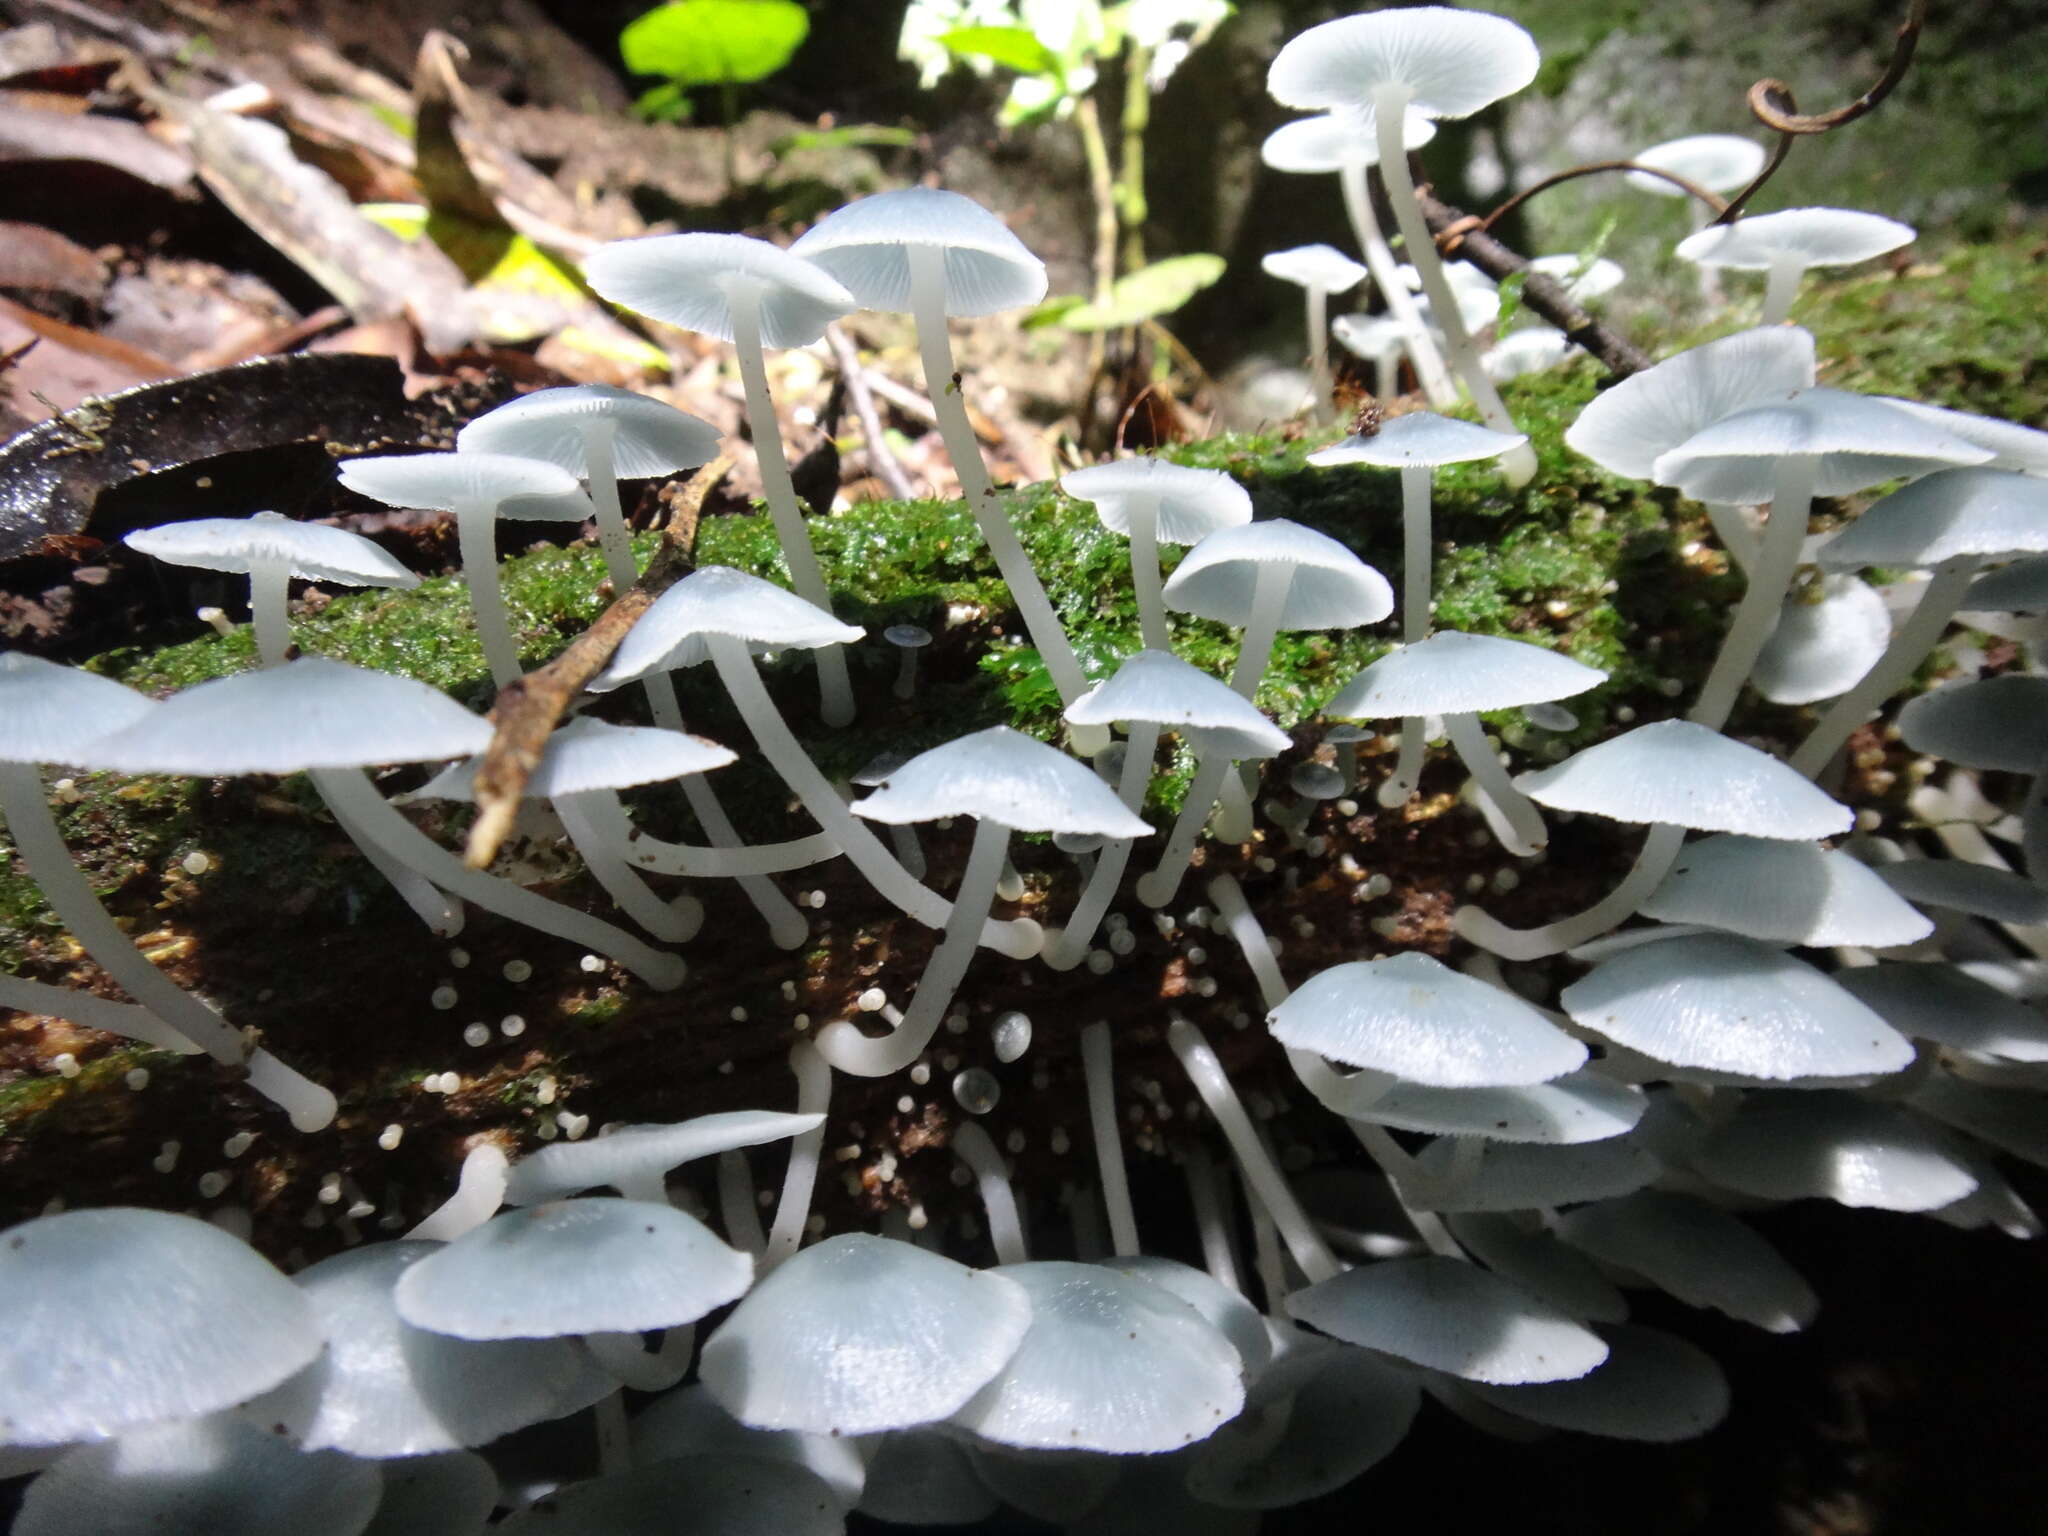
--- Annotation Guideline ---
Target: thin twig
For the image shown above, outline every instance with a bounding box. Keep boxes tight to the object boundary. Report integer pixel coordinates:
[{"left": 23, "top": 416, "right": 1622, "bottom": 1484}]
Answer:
[
  {"left": 1716, "top": 0, "right": 1928, "bottom": 222},
  {"left": 1455, "top": 160, "right": 1729, "bottom": 242},
  {"left": 823, "top": 323, "right": 915, "bottom": 500},
  {"left": 1414, "top": 187, "right": 1653, "bottom": 380},
  {"left": 462, "top": 454, "right": 730, "bottom": 869}
]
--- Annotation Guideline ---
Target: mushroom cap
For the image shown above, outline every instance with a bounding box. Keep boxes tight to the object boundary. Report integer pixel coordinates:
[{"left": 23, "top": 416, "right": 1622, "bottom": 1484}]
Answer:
[
  {"left": 1323, "top": 631, "right": 1605, "bottom": 717},
  {"left": 1412, "top": 1135, "right": 1661, "bottom": 1213},
  {"left": 1466, "top": 1324, "right": 1729, "bottom": 1441},
  {"left": 253, "top": 1241, "right": 615, "bottom": 1458},
  {"left": 1625, "top": 133, "right": 1768, "bottom": 195},
  {"left": 1481, "top": 326, "right": 1572, "bottom": 382},
  {"left": 124, "top": 511, "right": 419, "bottom": 589},
  {"left": 1910, "top": 1073, "right": 2048, "bottom": 1171},
  {"left": 1308, "top": 410, "right": 1527, "bottom": 470},
  {"left": 950, "top": 1260, "right": 1246, "bottom": 1453},
  {"left": 394, "top": 1198, "right": 753, "bottom": 1340},
  {"left": 853, "top": 725, "right": 1151, "bottom": 837},
  {"left": 1060, "top": 457, "right": 1252, "bottom": 545},
  {"left": 1752, "top": 574, "right": 1891, "bottom": 704},
  {"left": 1260, "top": 242, "right": 1368, "bottom": 293},
  {"left": 1526, "top": 254, "right": 1625, "bottom": 301},
  {"left": 457, "top": 385, "right": 723, "bottom": 479},
  {"left": 700, "top": 1233, "right": 1033, "bottom": 1437},
  {"left": 1333, "top": 312, "right": 1412, "bottom": 360},
  {"left": 1565, "top": 325, "right": 1816, "bottom": 482},
  {"left": 1834, "top": 962, "right": 2048, "bottom": 1062},
  {"left": 1447, "top": 1211, "right": 1628, "bottom": 1323},
  {"left": 494, "top": 1454, "right": 844, "bottom": 1536},
  {"left": 1267, "top": 7, "right": 1541, "bottom": 120},
  {"left": 789, "top": 186, "right": 1048, "bottom": 317},
  {"left": 1966, "top": 553, "right": 2048, "bottom": 612},
  {"left": 504, "top": 1110, "right": 825, "bottom": 1205},
  {"left": 1259, "top": 108, "right": 1436, "bottom": 173},
  {"left": 1875, "top": 859, "right": 2048, "bottom": 926},
  {"left": 1819, "top": 466, "right": 2048, "bottom": 570},
  {"left": 88, "top": 657, "right": 491, "bottom": 775},
  {"left": 1064, "top": 649, "right": 1289, "bottom": 753},
  {"left": 1271, "top": 952, "right": 1587, "bottom": 1087},
  {"left": 1559, "top": 933, "right": 1915, "bottom": 1081},
  {"left": 582, "top": 232, "right": 855, "bottom": 348},
  {"left": 0, "top": 652, "right": 157, "bottom": 767},
  {"left": 630, "top": 1384, "right": 865, "bottom": 1513},
  {"left": 1336, "top": 1069, "right": 1648, "bottom": 1146},
  {"left": 1515, "top": 719, "right": 1850, "bottom": 837},
  {"left": 1674, "top": 206, "right": 1915, "bottom": 272},
  {"left": 15, "top": 1416, "right": 382, "bottom": 1536},
  {"left": 361, "top": 1451, "right": 499, "bottom": 1536},
  {"left": 1897, "top": 674, "right": 2048, "bottom": 770},
  {"left": 1556, "top": 1191, "right": 1817, "bottom": 1334},
  {"left": 1284, "top": 1256, "right": 1608, "bottom": 1385},
  {"left": 1640, "top": 833, "right": 1934, "bottom": 947},
  {"left": 855, "top": 1430, "right": 998, "bottom": 1527},
  {"left": 337, "top": 451, "right": 585, "bottom": 517},
  {"left": 1692, "top": 1091, "right": 1979, "bottom": 1212},
  {"left": 0, "top": 1207, "right": 322, "bottom": 1446},
  {"left": 1877, "top": 397, "right": 2048, "bottom": 476},
  {"left": 593, "top": 565, "right": 865, "bottom": 688},
  {"left": 1096, "top": 1256, "right": 1273, "bottom": 1377},
  {"left": 1652, "top": 387, "right": 1992, "bottom": 503},
  {"left": 412, "top": 717, "right": 736, "bottom": 802},
  {"left": 1163, "top": 519, "right": 1394, "bottom": 630}
]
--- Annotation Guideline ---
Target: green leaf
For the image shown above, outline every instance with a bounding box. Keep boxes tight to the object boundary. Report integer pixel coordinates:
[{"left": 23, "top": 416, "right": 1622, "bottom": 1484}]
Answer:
[
  {"left": 1019, "top": 294, "right": 1088, "bottom": 330},
  {"left": 939, "top": 25, "right": 1061, "bottom": 78},
  {"left": 1058, "top": 253, "right": 1226, "bottom": 331},
  {"left": 632, "top": 81, "right": 692, "bottom": 122},
  {"left": 620, "top": 0, "right": 810, "bottom": 87},
  {"left": 770, "top": 123, "right": 918, "bottom": 154},
  {"left": 1493, "top": 269, "right": 1528, "bottom": 333}
]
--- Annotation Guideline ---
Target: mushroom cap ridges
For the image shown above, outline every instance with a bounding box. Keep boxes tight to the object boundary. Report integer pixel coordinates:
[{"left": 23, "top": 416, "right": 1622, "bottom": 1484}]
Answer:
[
  {"left": 1260, "top": 243, "right": 1369, "bottom": 292},
  {"left": 1556, "top": 1191, "right": 1818, "bottom": 1333},
  {"left": 583, "top": 233, "right": 855, "bottom": 348},
  {"left": 1625, "top": 134, "right": 1767, "bottom": 195},
  {"left": 1267, "top": 7, "right": 1540, "bottom": 119},
  {"left": 1751, "top": 575, "right": 1891, "bottom": 705},
  {"left": 414, "top": 717, "right": 736, "bottom": 802},
  {"left": 1309, "top": 410, "right": 1527, "bottom": 469},
  {"left": 458, "top": 385, "right": 724, "bottom": 479},
  {"left": 1819, "top": 466, "right": 2048, "bottom": 569},
  {"left": 0, "top": 653, "right": 156, "bottom": 766},
  {"left": 86, "top": 657, "right": 491, "bottom": 775},
  {"left": 701, "top": 1234, "right": 1033, "bottom": 1437},
  {"left": 791, "top": 187, "right": 1047, "bottom": 317},
  {"left": 336, "top": 451, "right": 583, "bottom": 514},
  {"left": 1270, "top": 952, "right": 1587, "bottom": 1088},
  {"left": 395, "top": 1198, "right": 753, "bottom": 1339},
  {"left": 0, "top": 1207, "right": 322, "bottom": 1446},
  {"left": 1164, "top": 519, "right": 1394, "bottom": 630},
  {"left": 124, "top": 511, "right": 419, "bottom": 589},
  {"left": 1261, "top": 108, "right": 1435, "bottom": 172},
  {"left": 1692, "top": 1092, "right": 1979, "bottom": 1212},
  {"left": 1323, "top": 630, "right": 1604, "bottom": 717},
  {"left": 1060, "top": 457, "right": 1252, "bottom": 544},
  {"left": 1467, "top": 1324, "right": 1730, "bottom": 1441},
  {"left": 950, "top": 1260, "right": 1246, "bottom": 1452},
  {"left": 854, "top": 725, "right": 1151, "bottom": 838},
  {"left": 1513, "top": 719, "right": 1851, "bottom": 837},
  {"left": 593, "top": 566, "right": 865, "bottom": 687},
  {"left": 1640, "top": 832, "right": 1933, "bottom": 947},
  {"left": 1064, "top": 649, "right": 1289, "bottom": 753},
  {"left": 1674, "top": 206, "right": 1915, "bottom": 271},
  {"left": 1897, "top": 674, "right": 2048, "bottom": 771}
]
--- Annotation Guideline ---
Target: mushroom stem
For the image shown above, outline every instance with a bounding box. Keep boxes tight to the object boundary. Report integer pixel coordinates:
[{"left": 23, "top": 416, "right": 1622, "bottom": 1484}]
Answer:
[
  {"left": 406, "top": 1143, "right": 509, "bottom": 1241},
  {"left": 812, "top": 817, "right": 1011, "bottom": 1077},
  {"left": 248, "top": 556, "right": 292, "bottom": 666},
  {"left": 454, "top": 497, "right": 525, "bottom": 688},
  {"left": 1371, "top": 84, "right": 1537, "bottom": 488},
  {"left": 309, "top": 766, "right": 688, "bottom": 989},
  {"left": 328, "top": 790, "right": 465, "bottom": 937},
  {"left": 557, "top": 792, "right": 704, "bottom": 943},
  {"left": 1128, "top": 494, "right": 1170, "bottom": 651},
  {"left": 0, "top": 975, "right": 199, "bottom": 1054},
  {"left": 641, "top": 675, "right": 810, "bottom": 949},
  {"left": 579, "top": 794, "right": 839, "bottom": 879},
  {"left": 953, "top": 1119, "right": 1028, "bottom": 1265},
  {"left": 1376, "top": 717, "right": 1428, "bottom": 806},
  {"left": 1762, "top": 251, "right": 1805, "bottom": 326},
  {"left": 586, "top": 1325, "right": 694, "bottom": 1391},
  {"left": 1338, "top": 157, "right": 1457, "bottom": 406},
  {"left": 578, "top": 422, "right": 638, "bottom": 595},
  {"left": 1045, "top": 726, "right": 1154, "bottom": 969},
  {"left": 1443, "top": 713, "right": 1547, "bottom": 856},
  {"left": 1168, "top": 1016, "right": 1341, "bottom": 1284},
  {"left": 1453, "top": 821, "right": 1689, "bottom": 961},
  {"left": 717, "top": 1149, "right": 767, "bottom": 1256},
  {"left": 1183, "top": 1142, "right": 1245, "bottom": 1294},
  {"left": 1215, "top": 766, "right": 1257, "bottom": 843},
  {"left": 1688, "top": 454, "right": 1817, "bottom": 731},
  {"left": 764, "top": 1040, "right": 830, "bottom": 1268},
  {"left": 1080, "top": 1021, "right": 1140, "bottom": 1257},
  {"left": 903, "top": 243, "right": 1096, "bottom": 741},
  {"left": 1345, "top": 1121, "right": 1465, "bottom": 1258},
  {"left": 1790, "top": 556, "right": 1976, "bottom": 778},
  {"left": 0, "top": 762, "right": 335, "bottom": 1130},
  {"left": 1207, "top": 873, "right": 1287, "bottom": 1010},
  {"left": 1304, "top": 284, "right": 1333, "bottom": 421},
  {"left": 1136, "top": 752, "right": 1234, "bottom": 908},
  {"left": 1228, "top": 560, "right": 1293, "bottom": 701},
  {"left": 729, "top": 289, "right": 857, "bottom": 728},
  {"left": 706, "top": 634, "right": 1041, "bottom": 960},
  {"left": 1400, "top": 464, "right": 1434, "bottom": 642},
  {"left": 1703, "top": 501, "right": 1760, "bottom": 574}
]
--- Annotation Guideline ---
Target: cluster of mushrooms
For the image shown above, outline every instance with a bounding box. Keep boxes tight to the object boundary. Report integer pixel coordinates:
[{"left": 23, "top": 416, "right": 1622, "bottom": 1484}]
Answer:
[{"left": 3, "top": 6, "right": 2047, "bottom": 1532}]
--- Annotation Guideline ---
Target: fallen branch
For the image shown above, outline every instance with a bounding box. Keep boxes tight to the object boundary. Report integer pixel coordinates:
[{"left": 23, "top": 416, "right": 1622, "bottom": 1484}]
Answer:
[
  {"left": 823, "top": 323, "right": 916, "bottom": 500},
  {"left": 462, "top": 453, "right": 730, "bottom": 869}
]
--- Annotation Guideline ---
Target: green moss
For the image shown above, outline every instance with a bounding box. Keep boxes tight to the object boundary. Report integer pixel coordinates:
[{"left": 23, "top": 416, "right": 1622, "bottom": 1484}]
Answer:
[{"left": 0, "top": 1046, "right": 180, "bottom": 1139}]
